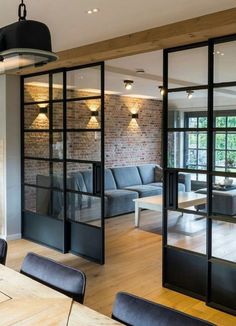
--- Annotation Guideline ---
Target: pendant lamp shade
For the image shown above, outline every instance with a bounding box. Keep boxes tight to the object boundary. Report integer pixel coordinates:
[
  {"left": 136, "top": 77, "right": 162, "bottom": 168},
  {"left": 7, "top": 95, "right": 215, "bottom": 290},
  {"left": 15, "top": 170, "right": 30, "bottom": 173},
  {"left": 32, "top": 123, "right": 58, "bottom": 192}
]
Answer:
[{"left": 0, "top": 2, "right": 58, "bottom": 74}]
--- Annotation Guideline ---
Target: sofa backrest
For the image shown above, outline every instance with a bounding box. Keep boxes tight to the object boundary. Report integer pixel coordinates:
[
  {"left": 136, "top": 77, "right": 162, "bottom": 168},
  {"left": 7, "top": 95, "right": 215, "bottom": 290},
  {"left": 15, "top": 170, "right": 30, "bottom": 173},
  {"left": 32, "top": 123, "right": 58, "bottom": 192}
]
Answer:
[
  {"left": 111, "top": 166, "right": 142, "bottom": 189},
  {"left": 81, "top": 169, "right": 117, "bottom": 192},
  {"left": 81, "top": 170, "right": 93, "bottom": 193},
  {"left": 137, "top": 164, "right": 157, "bottom": 184},
  {"left": 105, "top": 169, "right": 117, "bottom": 190},
  {"left": 70, "top": 172, "right": 87, "bottom": 192},
  {"left": 36, "top": 175, "right": 63, "bottom": 218}
]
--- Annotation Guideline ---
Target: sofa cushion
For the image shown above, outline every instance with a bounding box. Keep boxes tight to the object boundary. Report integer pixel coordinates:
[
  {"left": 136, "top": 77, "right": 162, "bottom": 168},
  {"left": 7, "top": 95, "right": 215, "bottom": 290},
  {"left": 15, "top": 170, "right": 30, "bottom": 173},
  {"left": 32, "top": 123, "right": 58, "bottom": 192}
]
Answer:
[
  {"left": 149, "top": 182, "right": 185, "bottom": 192},
  {"left": 148, "top": 182, "right": 163, "bottom": 187},
  {"left": 105, "top": 189, "right": 138, "bottom": 217},
  {"left": 105, "top": 169, "right": 117, "bottom": 190},
  {"left": 112, "top": 166, "right": 142, "bottom": 189},
  {"left": 178, "top": 183, "right": 185, "bottom": 192},
  {"left": 137, "top": 164, "right": 156, "bottom": 185},
  {"left": 125, "top": 185, "right": 162, "bottom": 197}
]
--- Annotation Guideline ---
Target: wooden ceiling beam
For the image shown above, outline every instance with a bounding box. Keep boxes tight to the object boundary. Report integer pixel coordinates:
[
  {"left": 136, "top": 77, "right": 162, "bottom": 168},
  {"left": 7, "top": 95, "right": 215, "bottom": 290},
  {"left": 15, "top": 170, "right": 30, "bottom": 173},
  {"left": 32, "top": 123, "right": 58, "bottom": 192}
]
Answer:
[{"left": 18, "top": 7, "right": 236, "bottom": 75}]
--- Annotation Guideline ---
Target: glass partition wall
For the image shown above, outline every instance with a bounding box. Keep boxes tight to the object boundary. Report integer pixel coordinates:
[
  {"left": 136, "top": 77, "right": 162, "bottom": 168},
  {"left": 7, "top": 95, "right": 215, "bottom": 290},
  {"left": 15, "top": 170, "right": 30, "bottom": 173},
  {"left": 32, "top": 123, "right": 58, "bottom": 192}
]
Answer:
[
  {"left": 163, "top": 35, "right": 236, "bottom": 315},
  {"left": 21, "top": 62, "right": 105, "bottom": 264}
]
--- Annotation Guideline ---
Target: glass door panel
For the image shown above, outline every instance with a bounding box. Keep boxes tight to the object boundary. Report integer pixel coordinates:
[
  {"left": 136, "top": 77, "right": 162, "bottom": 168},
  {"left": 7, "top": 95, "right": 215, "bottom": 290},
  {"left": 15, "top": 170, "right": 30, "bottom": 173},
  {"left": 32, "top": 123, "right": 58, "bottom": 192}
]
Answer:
[
  {"left": 22, "top": 63, "right": 105, "bottom": 264},
  {"left": 65, "top": 63, "right": 104, "bottom": 264}
]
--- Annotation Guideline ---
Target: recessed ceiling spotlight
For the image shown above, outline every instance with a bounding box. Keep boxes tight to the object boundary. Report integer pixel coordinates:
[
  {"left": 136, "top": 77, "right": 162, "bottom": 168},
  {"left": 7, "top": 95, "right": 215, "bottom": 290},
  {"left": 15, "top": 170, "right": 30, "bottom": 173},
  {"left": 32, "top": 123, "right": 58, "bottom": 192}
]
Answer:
[
  {"left": 124, "top": 80, "right": 134, "bottom": 90},
  {"left": 213, "top": 50, "right": 225, "bottom": 56},
  {"left": 187, "top": 90, "right": 194, "bottom": 99},
  {"left": 87, "top": 8, "right": 100, "bottom": 14}
]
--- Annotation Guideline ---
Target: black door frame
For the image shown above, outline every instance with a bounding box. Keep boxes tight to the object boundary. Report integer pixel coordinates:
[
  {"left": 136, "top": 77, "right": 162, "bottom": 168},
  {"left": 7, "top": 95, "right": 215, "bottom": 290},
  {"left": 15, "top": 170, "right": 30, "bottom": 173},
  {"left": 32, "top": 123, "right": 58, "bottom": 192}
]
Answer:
[
  {"left": 163, "top": 34, "right": 236, "bottom": 315},
  {"left": 21, "top": 62, "right": 105, "bottom": 264}
]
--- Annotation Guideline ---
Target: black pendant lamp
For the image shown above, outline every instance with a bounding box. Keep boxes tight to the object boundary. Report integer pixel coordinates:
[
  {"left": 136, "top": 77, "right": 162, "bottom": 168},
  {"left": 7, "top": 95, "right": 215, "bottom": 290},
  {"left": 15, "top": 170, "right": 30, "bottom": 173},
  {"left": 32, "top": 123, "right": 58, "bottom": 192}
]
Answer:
[{"left": 0, "top": 0, "right": 58, "bottom": 73}]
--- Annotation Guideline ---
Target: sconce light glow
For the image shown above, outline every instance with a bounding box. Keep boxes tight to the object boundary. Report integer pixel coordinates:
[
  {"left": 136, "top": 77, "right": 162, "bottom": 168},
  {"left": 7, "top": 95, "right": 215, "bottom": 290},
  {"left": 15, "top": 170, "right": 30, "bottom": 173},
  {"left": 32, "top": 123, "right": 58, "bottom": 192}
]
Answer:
[
  {"left": 159, "top": 86, "right": 165, "bottom": 96},
  {"left": 187, "top": 90, "right": 194, "bottom": 99},
  {"left": 124, "top": 80, "right": 134, "bottom": 90}
]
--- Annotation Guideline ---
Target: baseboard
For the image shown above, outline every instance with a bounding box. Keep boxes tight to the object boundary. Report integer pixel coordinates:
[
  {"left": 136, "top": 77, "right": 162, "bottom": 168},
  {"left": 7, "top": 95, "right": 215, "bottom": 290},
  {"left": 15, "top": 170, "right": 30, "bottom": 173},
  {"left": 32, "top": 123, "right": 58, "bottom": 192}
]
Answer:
[{"left": 6, "top": 233, "right": 22, "bottom": 241}]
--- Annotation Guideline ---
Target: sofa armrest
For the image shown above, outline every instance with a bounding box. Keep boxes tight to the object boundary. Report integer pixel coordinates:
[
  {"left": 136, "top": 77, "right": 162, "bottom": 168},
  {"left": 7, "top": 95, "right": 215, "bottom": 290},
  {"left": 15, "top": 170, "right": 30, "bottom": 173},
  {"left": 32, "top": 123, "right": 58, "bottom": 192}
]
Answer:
[{"left": 178, "top": 173, "right": 191, "bottom": 192}]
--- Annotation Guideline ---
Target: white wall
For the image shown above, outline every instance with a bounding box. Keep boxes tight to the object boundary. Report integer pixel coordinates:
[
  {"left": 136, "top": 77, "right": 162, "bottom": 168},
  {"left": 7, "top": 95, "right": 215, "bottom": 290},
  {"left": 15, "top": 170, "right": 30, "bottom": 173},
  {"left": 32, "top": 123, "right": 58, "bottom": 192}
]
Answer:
[{"left": 0, "top": 75, "right": 21, "bottom": 240}]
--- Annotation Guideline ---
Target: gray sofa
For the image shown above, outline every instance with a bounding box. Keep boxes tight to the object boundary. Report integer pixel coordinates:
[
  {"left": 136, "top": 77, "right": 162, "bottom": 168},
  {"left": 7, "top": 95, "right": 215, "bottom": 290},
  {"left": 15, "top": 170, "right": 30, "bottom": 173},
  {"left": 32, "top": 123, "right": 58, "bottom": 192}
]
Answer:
[
  {"left": 36, "top": 164, "right": 191, "bottom": 220},
  {"left": 72, "top": 164, "right": 191, "bottom": 218}
]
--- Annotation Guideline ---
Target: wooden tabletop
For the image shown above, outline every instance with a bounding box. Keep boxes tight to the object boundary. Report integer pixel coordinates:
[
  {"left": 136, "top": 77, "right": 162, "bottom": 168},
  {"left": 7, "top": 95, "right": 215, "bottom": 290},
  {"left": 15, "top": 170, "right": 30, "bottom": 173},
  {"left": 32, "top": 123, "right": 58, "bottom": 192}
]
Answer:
[
  {"left": 134, "top": 191, "right": 206, "bottom": 208},
  {"left": 0, "top": 265, "right": 122, "bottom": 326}
]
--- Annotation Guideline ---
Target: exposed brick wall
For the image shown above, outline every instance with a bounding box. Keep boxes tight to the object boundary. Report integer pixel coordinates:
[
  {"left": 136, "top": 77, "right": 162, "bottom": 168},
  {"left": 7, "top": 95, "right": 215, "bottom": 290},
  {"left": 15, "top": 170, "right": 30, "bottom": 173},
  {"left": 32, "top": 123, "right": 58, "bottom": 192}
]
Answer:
[
  {"left": 104, "top": 95, "right": 162, "bottom": 168},
  {"left": 24, "top": 85, "right": 162, "bottom": 212},
  {"left": 24, "top": 85, "right": 163, "bottom": 168}
]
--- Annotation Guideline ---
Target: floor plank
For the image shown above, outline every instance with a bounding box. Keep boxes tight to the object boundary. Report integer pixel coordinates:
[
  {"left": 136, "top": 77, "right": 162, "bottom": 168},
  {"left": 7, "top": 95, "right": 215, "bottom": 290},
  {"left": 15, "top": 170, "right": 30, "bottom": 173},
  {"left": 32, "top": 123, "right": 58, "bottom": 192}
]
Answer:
[{"left": 6, "top": 211, "right": 236, "bottom": 326}]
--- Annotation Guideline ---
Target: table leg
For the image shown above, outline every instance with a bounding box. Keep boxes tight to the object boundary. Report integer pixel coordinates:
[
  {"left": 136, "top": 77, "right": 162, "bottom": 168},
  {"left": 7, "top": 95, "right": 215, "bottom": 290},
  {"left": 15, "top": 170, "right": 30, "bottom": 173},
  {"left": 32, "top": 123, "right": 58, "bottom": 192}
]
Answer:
[{"left": 135, "top": 202, "right": 141, "bottom": 227}]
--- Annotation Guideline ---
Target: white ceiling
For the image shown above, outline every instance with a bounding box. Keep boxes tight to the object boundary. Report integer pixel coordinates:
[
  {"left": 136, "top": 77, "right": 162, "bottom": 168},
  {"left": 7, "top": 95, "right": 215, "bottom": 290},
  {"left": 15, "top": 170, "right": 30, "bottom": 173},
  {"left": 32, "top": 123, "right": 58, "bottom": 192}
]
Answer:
[
  {"left": 16, "top": 0, "right": 236, "bottom": 106},
  {"left": 0, "top": 0, "right": 235, "bottom": 52}
]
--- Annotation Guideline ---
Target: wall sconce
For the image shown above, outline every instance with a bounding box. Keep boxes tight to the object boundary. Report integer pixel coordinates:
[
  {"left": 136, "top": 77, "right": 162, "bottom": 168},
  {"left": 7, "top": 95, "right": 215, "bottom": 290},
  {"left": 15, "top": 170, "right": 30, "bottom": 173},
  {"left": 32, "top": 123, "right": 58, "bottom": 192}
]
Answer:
[
  {"left": 159, "top": 86, "right": 165, "bottom": 96},
  {"left": 39, "top": 106, "right": 48, "bottom": 115},
  {"left": 186, "top": 90, "right": 194, "bottom": 99},
  {"left": 91, "top": 111, "right": 99, "bottom": 117},
  {"left": 124, "top": 80, "right": 134, "bottom": 90},
  {"left": 132, "top": 113, "right": 139, "bottom": 119}
]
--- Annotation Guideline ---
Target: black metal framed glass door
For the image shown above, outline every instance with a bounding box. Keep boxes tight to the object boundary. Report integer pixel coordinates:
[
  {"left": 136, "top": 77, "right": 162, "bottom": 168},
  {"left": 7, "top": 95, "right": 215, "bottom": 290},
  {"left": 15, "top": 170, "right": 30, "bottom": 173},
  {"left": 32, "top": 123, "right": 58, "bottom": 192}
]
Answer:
[
  {"left": 21, "top": 62, "right": 105, "bottom": 264},
  {"left": 163, "top": 35, "right": 236, "bottom": 315}
]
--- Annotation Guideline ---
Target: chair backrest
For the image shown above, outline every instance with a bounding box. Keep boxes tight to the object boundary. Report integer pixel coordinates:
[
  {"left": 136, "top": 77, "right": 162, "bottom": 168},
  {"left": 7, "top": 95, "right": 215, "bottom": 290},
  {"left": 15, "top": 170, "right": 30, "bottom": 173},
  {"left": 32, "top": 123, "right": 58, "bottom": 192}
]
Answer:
[
  {"left": 20, "top": 253, "right": 86, "bottom": 303},
  {"left": 0, "top": 239, "right": 7, "bottom": 265},
  {"left": 112, "top": 292, "right": 215, "bottom": 326}
]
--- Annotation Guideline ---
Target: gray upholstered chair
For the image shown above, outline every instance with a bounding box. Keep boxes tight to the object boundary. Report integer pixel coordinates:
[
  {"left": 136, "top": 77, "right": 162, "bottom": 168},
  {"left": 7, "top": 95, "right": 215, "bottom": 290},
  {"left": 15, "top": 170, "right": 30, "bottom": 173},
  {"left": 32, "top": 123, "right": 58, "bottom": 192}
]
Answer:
[
  {"left": 20, "top": 252, "right": 86, "bottom": 303},
  {"left": 0, "top": 238, "right": 7, "bottom": 265},
  {"left": 112, "top": 292, "right": 215, "bottom": 326}
]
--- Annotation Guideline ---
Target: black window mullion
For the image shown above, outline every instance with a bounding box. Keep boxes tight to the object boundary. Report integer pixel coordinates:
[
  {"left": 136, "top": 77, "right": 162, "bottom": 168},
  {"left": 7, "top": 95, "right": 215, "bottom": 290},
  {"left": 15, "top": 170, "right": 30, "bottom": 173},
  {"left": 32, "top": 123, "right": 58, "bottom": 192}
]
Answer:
[
  {"left": 206, "top": 39, "right": 214, "bottom": 305},
  {"left": 63, "top": 70, "right": 69, "bottom": 253}
]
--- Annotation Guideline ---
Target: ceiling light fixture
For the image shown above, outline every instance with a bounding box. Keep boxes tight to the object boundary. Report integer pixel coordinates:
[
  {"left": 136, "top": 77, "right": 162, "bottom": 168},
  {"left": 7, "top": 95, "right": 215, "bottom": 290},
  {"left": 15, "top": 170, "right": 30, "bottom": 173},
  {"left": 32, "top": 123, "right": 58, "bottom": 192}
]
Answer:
[
  {"left": 159, "top": 86, "right": 165, "bottom": 96},
  {"left": 87, "top": 8, "right": 100, "bottom": 14},
  {"left": 124, "top": 80, "right": 134, "bottom": 90},
  {"left": 187, "top": 90, "right": 194, "bottom": 99},
  {"left": 0, "top": 0, "right": 58, "bottom": 74},
  {"left": 213, "top": 50, "right": 224, "bottom": 56},
  {"left": 136, "top": 69, "right": 145, "bottom": 75}
]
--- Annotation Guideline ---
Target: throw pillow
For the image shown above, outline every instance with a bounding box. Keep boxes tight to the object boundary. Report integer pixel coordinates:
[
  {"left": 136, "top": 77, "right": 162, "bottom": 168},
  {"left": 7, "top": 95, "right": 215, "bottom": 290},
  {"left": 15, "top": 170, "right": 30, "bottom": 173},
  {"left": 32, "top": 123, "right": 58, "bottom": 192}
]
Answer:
[{"left": 155, "top": 166, "right": 163, "bottom": 182}]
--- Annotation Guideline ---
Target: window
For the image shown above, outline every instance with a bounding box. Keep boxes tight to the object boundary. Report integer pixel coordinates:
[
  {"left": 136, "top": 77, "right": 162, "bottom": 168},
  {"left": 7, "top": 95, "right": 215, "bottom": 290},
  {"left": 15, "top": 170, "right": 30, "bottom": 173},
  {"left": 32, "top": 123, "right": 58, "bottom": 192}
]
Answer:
[
  {"left": 185, "top": 112, "right": 236, "bottom": 175},
  {"left": 185, "top": 114, "right": 207, "bottom": 172},
  {"left": 214, "top": 114, "right": 236, "bottom": 173}
]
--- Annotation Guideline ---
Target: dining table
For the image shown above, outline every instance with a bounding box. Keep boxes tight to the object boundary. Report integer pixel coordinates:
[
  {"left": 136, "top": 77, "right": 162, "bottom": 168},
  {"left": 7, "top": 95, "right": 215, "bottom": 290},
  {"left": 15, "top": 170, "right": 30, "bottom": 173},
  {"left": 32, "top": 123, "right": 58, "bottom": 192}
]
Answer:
[{"left": 0, "top": 264, "right": 123, "bottom": 325}]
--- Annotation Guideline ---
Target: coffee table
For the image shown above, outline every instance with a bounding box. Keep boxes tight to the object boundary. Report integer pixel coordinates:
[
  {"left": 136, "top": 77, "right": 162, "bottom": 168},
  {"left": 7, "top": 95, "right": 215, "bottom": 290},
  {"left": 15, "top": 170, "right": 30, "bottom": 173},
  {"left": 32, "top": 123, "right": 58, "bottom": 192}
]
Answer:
[{"left": 133, "top": 191, "right": 207, "bottom": 227}]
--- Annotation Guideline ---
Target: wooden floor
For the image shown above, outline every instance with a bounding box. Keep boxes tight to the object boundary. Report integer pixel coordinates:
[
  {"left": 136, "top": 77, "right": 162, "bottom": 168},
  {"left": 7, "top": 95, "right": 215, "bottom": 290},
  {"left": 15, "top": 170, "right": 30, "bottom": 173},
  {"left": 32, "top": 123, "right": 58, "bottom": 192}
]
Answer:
[{"left": 6, "top": 211, "right": 236, "bottom": 326}]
